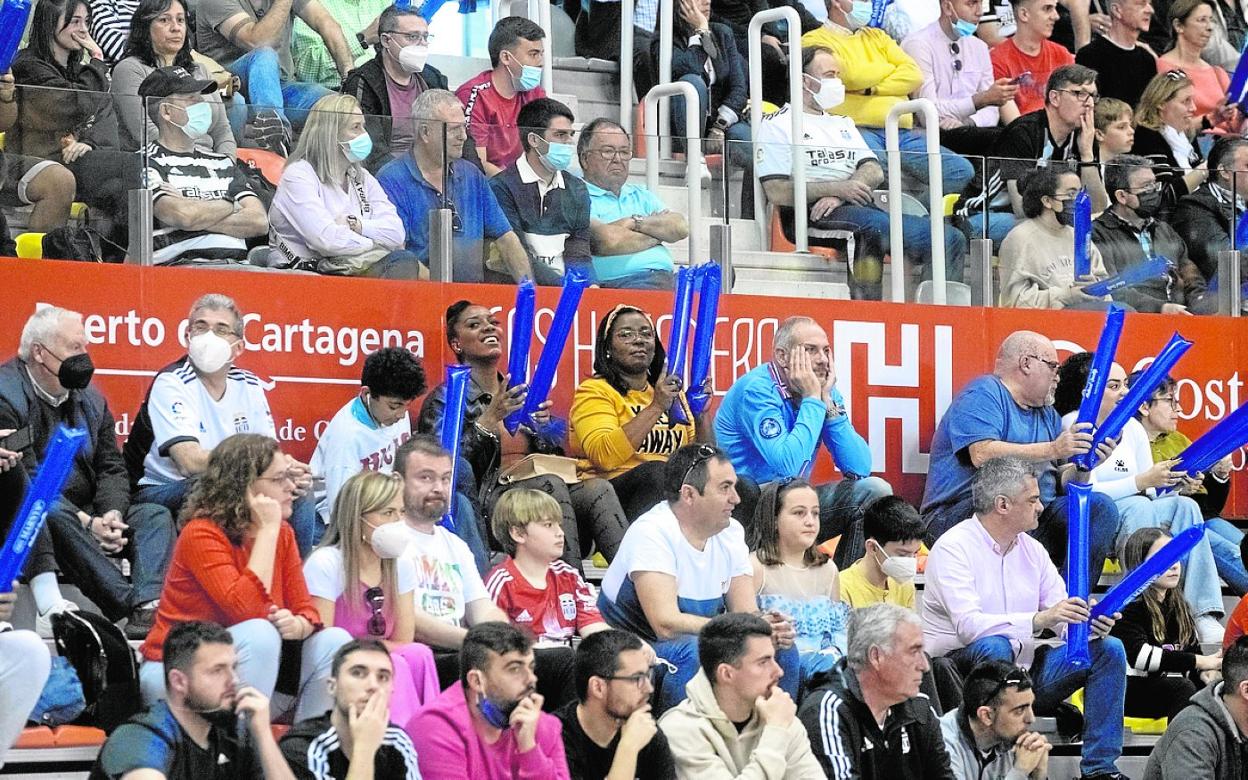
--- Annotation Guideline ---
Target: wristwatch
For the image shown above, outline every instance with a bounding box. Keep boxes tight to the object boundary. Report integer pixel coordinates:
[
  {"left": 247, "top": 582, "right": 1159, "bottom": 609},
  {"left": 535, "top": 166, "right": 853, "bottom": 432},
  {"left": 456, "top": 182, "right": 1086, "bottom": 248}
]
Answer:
[
  {"left": 632, "top": 214, "right": 645, "bottom": 230},
  {"left": 713, "top": 116, "right": 730, "bottom": 131},
  {"left": 356, "top": 31, "right": 368, "bottom": 49}
]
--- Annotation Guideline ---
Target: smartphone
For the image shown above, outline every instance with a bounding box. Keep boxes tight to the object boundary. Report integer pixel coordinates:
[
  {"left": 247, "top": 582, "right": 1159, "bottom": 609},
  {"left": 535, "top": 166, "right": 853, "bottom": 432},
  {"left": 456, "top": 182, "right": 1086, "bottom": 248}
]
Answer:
[
  {"left": 1011, "top": 71, "right": 1033, "bottom": 87},
  {"left": 0, "top": 427, "right": 32, "bottom": 453}
]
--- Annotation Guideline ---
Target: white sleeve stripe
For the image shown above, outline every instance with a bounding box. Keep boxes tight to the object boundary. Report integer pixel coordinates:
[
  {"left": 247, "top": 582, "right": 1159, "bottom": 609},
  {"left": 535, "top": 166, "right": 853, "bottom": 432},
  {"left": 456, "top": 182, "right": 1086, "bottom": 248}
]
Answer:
[
  {"left": 818, "top": 692, "right": 853, "bottom": 780},
  {"left": 484, "top": 569, "right": 512, "bottom": 599},
  {"left": 306, "top": 726, "right": 341, "bottom": 780},
  {"left": 383, "top": 727, "right": 423, "bottom": 779}
]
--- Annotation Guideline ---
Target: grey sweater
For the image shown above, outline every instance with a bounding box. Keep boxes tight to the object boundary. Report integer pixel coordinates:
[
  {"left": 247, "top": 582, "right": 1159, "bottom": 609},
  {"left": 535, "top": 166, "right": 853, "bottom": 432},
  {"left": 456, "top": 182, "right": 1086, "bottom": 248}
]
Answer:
[{"left": 1143, "top": 682, "right": 1248, "bottom": 779}]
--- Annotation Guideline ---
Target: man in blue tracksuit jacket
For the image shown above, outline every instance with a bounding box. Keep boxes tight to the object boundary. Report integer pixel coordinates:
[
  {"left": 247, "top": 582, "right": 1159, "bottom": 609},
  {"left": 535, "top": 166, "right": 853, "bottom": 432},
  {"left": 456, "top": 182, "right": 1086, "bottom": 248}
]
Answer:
[{"left": 715, "top": 316, "right": 891, "bottom": 567}]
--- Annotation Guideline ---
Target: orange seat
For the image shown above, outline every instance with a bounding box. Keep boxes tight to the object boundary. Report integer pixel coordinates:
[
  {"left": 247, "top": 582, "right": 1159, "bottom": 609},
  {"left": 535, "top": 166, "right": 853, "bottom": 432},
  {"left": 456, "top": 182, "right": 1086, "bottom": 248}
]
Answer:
[
  {"left": 271, "top": 724, "right": 290, "bottom": 740},
  {"left": 236, "top": 147, "right": 286, "bottom": 187},
  {"left": 633, "top": 109, "right": 724, "bottom": 173},
  {"left": 768, "top": 209, "right": 839, "bottom": 259},
  {"left": 52, "top": 725, "right": 107, "bottom": 747},
  {"left": 14, "top": 727, "right": 56, "bottom": 749}
]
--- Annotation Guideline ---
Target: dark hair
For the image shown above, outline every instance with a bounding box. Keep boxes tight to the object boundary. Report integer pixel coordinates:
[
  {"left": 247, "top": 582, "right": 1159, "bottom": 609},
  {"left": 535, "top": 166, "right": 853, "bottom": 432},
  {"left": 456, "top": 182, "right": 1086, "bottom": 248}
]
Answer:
[
  {"left": 1208, "top": 136, "right": 1248, "bottom": 183},
  {"left": 1122, "top": 527, "right": 1197, "bottom": 648},
  {"left": 163, "top": 620, "right": 232, "bottom": 685},
  {"left": 698, "top": 612, "right": 773, "bottom": 683},
  {"left": 751, "top": 478, "right": 828, "bottom": 567},
  {"left": 592, "top": 304, "right": 667, "bottom": 397},
  {"left": 1045, "top": 63, "right": 1098, "bottom": 104},
  {"left": 960, "top": 661, "right": 1033, "bottom": 719},
  {"left": 574, "top": 629, "right": 644, "bottom": 701},
  {"left": 445, "top": 299, "right": 474, "bottom": 346},
  {"left": 377, "top": 3, "right": 425, "bottom": 53},
  {"left": 394, "top": 433, "right": 451, "bottom": 477},
  {"left": 1053, "top": 351, "right": 1094, "bottom": 417},
  {"left": 862, "top": 495, "right": 924, "bottom": 547},
  {"left": 461, "top": 621, "right": 533, "bottom": 685},
  {"left": 487, "top": 16, "right": 545, "bottom": 68},
  {"left": 1020, "top": 166, "right": 1077, "bottom": 219},
  {"left": 517, "top": 97, "right": 574, "bottom": 152},
  {"left": 577, "top": 117, "right": 629, "bottom": 159},
  {"left": 121, "top": 0, "right": 192, "bottom": 68},
  {"left": 801, "top": 45, "right": 834, "bottom": 75},
  {"left": 28, "top": 0, "right": 90, "bottom": 68},
  {"left": 181, "top": 434, "right": 279, "bottom": 544},
  {"left": 331, "top": 638, "right": 392, "bottom": 677},
  {"left": 1103, "top": 154, "right": 1152, "bottom": 206},
  {"left": 663, "top": 444, "right": 730, "bottom": 502},
  {"left": 362, "top": 347, "right": 426, "bottom": 401},
  {"left": 1126, "top": 369, "right": 1176, "bottom": 419},
  {"left": 1226, "top": 636, "right": 1248, "bottom": 693}
]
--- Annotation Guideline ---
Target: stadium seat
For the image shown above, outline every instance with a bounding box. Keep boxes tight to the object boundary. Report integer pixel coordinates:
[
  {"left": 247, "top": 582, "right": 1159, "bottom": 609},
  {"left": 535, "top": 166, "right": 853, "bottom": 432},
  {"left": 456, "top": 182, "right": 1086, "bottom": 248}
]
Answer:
[
  {"left": 236, "top": 147, "right": 286, "bottom": 187},
  {"left": 1070, "top": 687, "right": 1168, "bottom": 735},
  {"left": 15, "top": 232, "right": 45, "bottom": 259},
  {"left": 767, "top": 209, "right": 842, "bottom": 260}
]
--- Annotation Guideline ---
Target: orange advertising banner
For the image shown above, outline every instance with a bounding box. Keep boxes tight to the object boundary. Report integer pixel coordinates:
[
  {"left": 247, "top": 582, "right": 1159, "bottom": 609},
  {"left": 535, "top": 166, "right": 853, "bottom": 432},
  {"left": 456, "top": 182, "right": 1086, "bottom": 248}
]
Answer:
[{"left": 4, "top": 260, "right": 1247, "bottom": 514}]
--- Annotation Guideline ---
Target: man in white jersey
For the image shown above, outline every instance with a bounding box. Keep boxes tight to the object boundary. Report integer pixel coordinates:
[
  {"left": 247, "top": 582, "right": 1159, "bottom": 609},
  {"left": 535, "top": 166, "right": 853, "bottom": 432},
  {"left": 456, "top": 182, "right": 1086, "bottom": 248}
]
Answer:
[
  {"left": 756, "top": 45, "right": 967, "bottom": 299},
  {"left": 124, "top": 293, "right": 319, "bottom": 556}
]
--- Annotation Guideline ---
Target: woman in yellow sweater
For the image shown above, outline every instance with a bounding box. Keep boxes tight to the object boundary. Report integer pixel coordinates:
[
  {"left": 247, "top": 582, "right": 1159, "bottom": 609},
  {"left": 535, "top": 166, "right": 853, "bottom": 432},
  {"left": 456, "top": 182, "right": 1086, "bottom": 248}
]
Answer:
[{"left": 570, "top": 304, "right": 715, "bottom": 520}]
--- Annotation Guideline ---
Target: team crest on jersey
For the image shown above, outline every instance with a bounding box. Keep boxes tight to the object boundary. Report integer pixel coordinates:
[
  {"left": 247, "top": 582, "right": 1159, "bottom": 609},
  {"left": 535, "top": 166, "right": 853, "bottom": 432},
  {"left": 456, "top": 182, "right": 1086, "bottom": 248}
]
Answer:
[
  {"left": 233, "top": 413, "right": 250, "bottom": 433},
  {"left": 759, "top": 418, "right": 782, "bottom": 439},
  {"left": 559, "top": 593, "right": 577, "bottom": 621}
]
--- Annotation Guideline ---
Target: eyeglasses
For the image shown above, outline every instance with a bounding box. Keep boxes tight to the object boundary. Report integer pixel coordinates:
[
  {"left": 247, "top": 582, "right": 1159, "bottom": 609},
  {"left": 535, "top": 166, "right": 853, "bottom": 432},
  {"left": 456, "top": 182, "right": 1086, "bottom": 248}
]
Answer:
[
  {"left": 364, "top": 586, "right": 387, "bottom": 637},
  {"left": 588, "top": 147, "right": 631, "bottom": 161},
  {"left": 1024, "top": 354, "right": 1059, "bottom": 372},
  {"left": 949, "top": 41, "right": 962, "bottom": 72},
  {"left": 384, "top": 30, "right": 434, "bottom": 44},
  {"left": 681, "top": 444, "right": 718, "bottom": 487},
  {"left": 1129, "top": 182, "right": 1163, "bottom": 194},
  {"left": 189, "top": 321, "right": 239, "bottom": 338},
  {"left": 1055, "top": 88, "right": 1099, "bottom": 104},
  {"left": 1151, "top": 395, "right": 1184, "bottom": 412},
  {"left": 441, "top": 196, "right": 464, "bottom": 232},
  {"left": 256, "top": 468, "right": 300, "bottom": 485},
  {"left": 602, "top": 664, "right": 662, "bottom": 689},
  {"left": 614, "top": 327, "right": 655, "bottom": 343},
  {"left": 984, "top": 668, "right": 1032, "bottom": 703},
  {"left": 1163, "top": 69, "right": 1190, "bottom": 83}
]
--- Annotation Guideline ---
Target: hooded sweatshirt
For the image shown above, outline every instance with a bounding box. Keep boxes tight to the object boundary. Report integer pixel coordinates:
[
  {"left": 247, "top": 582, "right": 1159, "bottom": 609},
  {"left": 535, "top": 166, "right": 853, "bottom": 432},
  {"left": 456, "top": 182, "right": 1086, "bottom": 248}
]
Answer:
[
  {"left": 1143, "top": 681, "right": 1248, "bottom": 779},
  {"left": 657, "top": 670, "right": 824, "bottom": 780}
]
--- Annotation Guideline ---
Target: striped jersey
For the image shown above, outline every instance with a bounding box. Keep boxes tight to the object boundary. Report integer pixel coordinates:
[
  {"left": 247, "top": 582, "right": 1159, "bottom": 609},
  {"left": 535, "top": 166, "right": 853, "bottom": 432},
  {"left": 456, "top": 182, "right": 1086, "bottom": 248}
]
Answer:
[
  {"left": 278, "top": 713, "right": 421, "bottom": 780},
  {"left": 485, "top": 557, "right": 603, "bottom": 645},
  {"left": 145, "top": 142, "right": 257, "bottom": 265}
]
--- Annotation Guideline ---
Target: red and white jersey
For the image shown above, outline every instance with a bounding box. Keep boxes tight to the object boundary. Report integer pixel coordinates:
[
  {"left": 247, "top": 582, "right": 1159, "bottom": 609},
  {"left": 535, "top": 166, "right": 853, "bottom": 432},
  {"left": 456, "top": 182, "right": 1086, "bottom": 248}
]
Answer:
[{"left": 485, "top": 558, "right": 604, "bottom": 645}]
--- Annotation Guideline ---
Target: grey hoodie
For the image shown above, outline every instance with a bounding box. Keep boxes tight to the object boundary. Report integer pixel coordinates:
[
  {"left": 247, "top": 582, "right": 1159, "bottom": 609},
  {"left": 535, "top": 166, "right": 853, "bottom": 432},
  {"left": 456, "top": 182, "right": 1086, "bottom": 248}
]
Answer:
[
  {"left": 1143, "top": 682, "right": 1248, "bottom": 779},
  {"left": 938, "top": 709, "right": 1032, "bottom": 780}
]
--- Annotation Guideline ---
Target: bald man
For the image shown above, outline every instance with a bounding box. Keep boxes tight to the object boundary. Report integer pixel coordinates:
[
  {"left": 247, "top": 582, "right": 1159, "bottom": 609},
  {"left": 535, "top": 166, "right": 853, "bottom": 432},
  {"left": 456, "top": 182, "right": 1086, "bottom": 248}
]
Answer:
[{"left": 920, "top": 331, "right": 1122, "bottom": 583}]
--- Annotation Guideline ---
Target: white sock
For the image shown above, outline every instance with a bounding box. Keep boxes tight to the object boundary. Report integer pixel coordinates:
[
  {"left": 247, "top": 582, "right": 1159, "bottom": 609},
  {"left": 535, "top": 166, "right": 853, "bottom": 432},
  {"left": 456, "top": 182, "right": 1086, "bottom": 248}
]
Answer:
[{"left": 30, "top": 572, "right": 66, "bottom": 615}]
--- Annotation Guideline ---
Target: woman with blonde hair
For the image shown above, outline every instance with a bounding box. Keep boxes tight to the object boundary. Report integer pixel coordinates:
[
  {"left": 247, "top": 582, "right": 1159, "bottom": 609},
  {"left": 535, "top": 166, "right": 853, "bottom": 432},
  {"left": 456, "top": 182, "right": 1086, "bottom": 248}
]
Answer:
[
  {"left": 1132, "top": 70, "right": 1209, "bottom": 215},
  {"left": 304, "top": 469, "right": 440, "bottom": 725},
  {"left": 268, "top": 93, "right": 419, "bottom": 277},
  {"left": 1157, "top": 0, "right": 1242, "bottom": 131}
]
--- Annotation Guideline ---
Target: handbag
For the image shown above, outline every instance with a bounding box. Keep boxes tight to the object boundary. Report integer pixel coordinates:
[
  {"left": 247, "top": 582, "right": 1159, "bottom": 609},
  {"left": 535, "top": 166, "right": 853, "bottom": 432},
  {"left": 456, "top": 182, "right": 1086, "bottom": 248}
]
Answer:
[
  {"left": 497, "top": 453, "right": 580, "bottom": 485},
  {"left": 317, "top": 246, "right": 390, "bottom": 276}
]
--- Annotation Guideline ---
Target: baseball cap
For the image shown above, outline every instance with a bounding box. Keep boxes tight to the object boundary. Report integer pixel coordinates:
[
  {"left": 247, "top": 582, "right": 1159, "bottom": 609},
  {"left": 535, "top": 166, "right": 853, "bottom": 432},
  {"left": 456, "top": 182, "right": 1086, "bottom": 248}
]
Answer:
[{"left": 137, "top": 66, "right": 217, "bottom": 99}]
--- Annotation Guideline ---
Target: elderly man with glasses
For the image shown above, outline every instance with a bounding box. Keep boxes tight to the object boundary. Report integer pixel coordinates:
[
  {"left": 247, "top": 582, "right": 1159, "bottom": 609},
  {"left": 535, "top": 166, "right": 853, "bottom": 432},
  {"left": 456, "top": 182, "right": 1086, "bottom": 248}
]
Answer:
[
  {"left": 577, "top": 118, "right": 688, "bottom": 290},
  {"left": 920, "top": 330, "right": 1122, "bottom": 585}
]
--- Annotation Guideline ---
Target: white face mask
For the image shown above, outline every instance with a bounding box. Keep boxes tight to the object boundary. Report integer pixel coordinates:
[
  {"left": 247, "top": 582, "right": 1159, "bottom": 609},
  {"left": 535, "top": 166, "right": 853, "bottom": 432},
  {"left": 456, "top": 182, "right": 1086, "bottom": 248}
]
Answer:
[
  {"left": 397, "top": 43, "right": 428, "bottom": 73},
  {"left": 187, "top": 332, "right": 233, "bottom": 374},
  {"left": 368, "top": 520, "right": 410, "bottom": 559},
  {"left": 874, "top": 543, "right": 918, "bottom": 582},
  {"left": 807, "top": 76, "right": 846, "bottom": 111}
]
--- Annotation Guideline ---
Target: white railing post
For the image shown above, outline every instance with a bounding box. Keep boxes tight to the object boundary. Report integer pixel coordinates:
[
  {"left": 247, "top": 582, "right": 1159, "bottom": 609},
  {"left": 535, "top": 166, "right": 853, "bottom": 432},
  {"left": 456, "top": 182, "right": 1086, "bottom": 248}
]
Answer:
[
  {"left": 657, "top": 0, "right": 672, "bottom": 158},
  {"left": 619, "top": 0, "right": 634, "bottom": 131},
  {"left": 747, "top": 8, "right": 803, "bottom": 252},
  {"left": 538, "top": 0, "right": 553, "bottom": 92},
  {"left": 645, "top": 82, "right": 702, "bottom": 265},
  {"left": 885, "top": 98, "right": 945, "bottom": 304}
]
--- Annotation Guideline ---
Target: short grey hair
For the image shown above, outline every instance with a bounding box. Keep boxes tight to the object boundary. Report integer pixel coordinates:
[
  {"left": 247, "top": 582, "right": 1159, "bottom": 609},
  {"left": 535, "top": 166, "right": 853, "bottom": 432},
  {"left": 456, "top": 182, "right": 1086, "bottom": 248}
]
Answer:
[
  {"left": 846, "top": 603, "right": 920, "bottom": 671},
  {"left": 995, "top": 330, "right": 1050, "bottom": 375},
  {"left": 19, "top": 306, "right": 82, "bottom": 361},
  {"left": 188, "top": 294, "right": 244, "bottom": 337},
  {"left": 971, "top": 457, "right": 1040, "bottom": 516},
  {"left": 411, "top": 88, "right": 463, "bottom": 124},
  {"left": 773, "top": 316, "right": 817, "bottom": 354}
]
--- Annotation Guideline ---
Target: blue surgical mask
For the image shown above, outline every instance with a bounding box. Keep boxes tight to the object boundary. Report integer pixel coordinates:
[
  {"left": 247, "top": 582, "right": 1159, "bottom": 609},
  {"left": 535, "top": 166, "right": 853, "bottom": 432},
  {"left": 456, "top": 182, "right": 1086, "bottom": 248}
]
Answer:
[
  {"left": 169, "top": 100, "right": 212, "bottom": 136},
  {"left": 847, "top": 0, "right": 874, "bottom": 28},
  {"left": 506, "top": 54, "right": 542, "bottom": 92},
  {"left": 953, "top": 16, "right": 978, "bottom": 37},
  {"left": 539, "top": 139, "right": 574, "bottom": 171},
  {"left": 341, "top": 130, "right": 373, "bottom": 162}
]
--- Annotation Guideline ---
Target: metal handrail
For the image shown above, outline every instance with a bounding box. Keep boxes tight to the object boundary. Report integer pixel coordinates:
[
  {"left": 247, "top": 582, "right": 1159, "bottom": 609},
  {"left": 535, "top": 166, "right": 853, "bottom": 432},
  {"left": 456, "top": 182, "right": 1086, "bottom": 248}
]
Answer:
[
  {"left": 657, "top": 0, "right": 672, "bottom": 158},
  {"left": 644, "top": 81, "right": 702, "bottom": 265},
  {"left": 748, "top": 8, "right": 804, "bottom": 252},
  {"left": 885, "top": 98, "right": 945, "bottom": 304},
  {"left": 537, "top": 0, "right": 553, "bottom": 92},
  {"left": 619, "top": 0, "right": 634, "bottom": 131}
]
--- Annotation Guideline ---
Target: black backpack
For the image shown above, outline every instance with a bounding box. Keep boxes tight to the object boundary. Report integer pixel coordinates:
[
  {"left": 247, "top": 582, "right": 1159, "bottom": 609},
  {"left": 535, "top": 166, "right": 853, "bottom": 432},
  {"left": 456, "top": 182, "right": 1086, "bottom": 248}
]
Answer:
[
  {"left": 41, "top": 226, "right": 104, "bottom": 263},
  {"left": 52, "top": 610, "right": 141, "bottom": 732}
]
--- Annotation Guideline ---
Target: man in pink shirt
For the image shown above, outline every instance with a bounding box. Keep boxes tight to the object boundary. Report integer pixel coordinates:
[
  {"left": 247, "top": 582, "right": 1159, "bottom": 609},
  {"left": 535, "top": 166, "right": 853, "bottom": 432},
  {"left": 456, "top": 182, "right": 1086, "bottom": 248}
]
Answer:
[
  {"left": 407, "top": 621, "right": 569, "bottom": 780},
  {"left": 922, "top": 456, "right": 1128, "bottom": 780}
]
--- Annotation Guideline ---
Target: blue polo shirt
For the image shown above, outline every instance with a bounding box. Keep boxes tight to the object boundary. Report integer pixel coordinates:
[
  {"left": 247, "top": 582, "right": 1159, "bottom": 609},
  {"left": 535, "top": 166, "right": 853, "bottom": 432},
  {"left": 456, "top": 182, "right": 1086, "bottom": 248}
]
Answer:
[
  {"left": 376, "top": 155, "right": 512, "bottom": 283},
  {"left": 585, "top": 180, "right": 674, "bottom": 283}
]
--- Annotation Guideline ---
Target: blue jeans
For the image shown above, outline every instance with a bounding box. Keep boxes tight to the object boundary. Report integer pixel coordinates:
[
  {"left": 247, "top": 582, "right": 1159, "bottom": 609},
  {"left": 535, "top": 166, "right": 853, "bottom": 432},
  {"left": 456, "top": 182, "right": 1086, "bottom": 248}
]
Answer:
[
  {"left": 815, "top": 475, "right": 892, "bottom": 568},
  {"left": 227, "top": 47, "right": 332, "bottom": 122},
  {"left": 447, "top": 492, "right": 490, "bottom": 576},
  {"left": 946, "top": 634, "right": 1126, "bottom": 776},
  {"left": 1032, "top": 490, "right": 1122, "bottom": 589},
  {"left": 1116, "top": 494, "right": 1228, "bottom": 617},
  {"left": 669, "top": 74, "right": 753, "bottom": 170},
  {"left": 859, "top": 127, "right": 974, "bottom": 197},
  {"left": 1206, "top": 516, "right": 1248, "bottom": 595},
  {"left": 821, "top": 203, "right": 968, "bottom": 285},
  {"left": 960, "top": 208, "right": 1015, "bottom": 251},
  {"left": 135, "top": 478, "right": 320, "bottom": 559}
]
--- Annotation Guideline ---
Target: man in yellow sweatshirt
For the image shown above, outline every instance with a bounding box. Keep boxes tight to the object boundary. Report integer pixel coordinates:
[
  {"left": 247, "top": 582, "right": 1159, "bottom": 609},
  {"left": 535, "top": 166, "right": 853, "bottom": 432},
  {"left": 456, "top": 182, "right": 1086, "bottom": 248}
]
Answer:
[{"left": 802, "top": 0, "right": 974, "bottom": 198}]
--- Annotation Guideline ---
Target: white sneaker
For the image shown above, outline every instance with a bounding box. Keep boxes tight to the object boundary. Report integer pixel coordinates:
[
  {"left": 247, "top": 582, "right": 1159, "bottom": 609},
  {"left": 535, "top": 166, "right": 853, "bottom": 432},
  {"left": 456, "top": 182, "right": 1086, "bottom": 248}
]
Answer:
[
  {"left": 35, "top": 599, "right": 79, "bottom": 639},
  {"left": 1197, "top": 614, "right": 1225, "bottom": 645}
]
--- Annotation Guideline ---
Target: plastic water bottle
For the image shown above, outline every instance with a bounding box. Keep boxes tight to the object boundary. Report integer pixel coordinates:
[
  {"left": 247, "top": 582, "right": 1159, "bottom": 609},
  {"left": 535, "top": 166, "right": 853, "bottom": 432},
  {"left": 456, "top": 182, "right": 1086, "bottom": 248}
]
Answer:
[{"left": 0, "top": 0, "right": 32, "bottom": 75}]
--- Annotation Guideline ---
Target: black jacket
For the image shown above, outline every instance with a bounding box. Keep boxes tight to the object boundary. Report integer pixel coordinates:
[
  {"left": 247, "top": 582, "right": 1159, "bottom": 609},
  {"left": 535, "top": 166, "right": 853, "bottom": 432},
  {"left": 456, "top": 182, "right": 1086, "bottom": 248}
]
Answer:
[
  {"left": 10, "top": 49, "right": 119, "bottom": 159},
  {"left": 1090, "top": 208, "right": 1212, "bottom": 313},
  {"left": 341, "top": 53, "right": 448, "bottom": 171},
  {"left": 0, "top": 356, "right": 130, "bottom": 516},
  {"left": 1109, "top": 599, "right": 1202, "bottom": 682},
  {"left": 1171, "top": 182, "right": 1236, "bottom": 282},
  {"left": 798, "top": 662, "right": 955, "bottom": 780},
  {"left": 650, "top": 22, "right": 748, "bottom": 128}
]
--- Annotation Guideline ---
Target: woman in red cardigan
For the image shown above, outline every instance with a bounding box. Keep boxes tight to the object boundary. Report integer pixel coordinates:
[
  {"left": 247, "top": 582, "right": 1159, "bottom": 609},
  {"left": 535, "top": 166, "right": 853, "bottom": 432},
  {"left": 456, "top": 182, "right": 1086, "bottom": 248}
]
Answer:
[{"left": 137, "top": 433, "right": 351, "bottom": 722}]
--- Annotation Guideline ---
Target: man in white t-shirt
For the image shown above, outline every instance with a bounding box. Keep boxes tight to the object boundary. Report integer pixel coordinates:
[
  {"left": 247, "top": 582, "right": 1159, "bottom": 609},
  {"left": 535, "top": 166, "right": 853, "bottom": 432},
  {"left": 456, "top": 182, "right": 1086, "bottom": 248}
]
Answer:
[
  {"left": 310, "top": 346, "right": 426, "bottom": 522},
  {"left": 391, "top": 434, "right": 577, "bottom": 704},
  {"left": 598, "top": 444, "right": 797, "bottom": 713},
  {"left": 757, "top": 46, "right": 967, "bottom": 299},
  {"left": 124, "top": 293, "right": 319, "bottom": 555}
]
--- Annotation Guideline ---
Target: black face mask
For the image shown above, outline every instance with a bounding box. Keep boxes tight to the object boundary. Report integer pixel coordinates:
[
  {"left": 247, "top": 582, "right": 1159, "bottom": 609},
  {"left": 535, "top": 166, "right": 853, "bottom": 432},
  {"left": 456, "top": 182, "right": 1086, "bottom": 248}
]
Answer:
[
  {"left": 1055, "top": 200, "right": 1077, "bottom": 227},
  {"left": 197, "top": 706, "right": 239, "bottom": 731},
  {"left": 41, "top": 347, "right": 95, "bottom": 390},
  {"left": 1135, "top": 190, "right": 1163, "bottom": 218}
]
